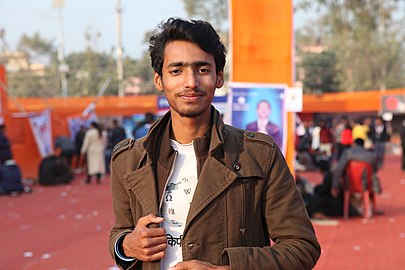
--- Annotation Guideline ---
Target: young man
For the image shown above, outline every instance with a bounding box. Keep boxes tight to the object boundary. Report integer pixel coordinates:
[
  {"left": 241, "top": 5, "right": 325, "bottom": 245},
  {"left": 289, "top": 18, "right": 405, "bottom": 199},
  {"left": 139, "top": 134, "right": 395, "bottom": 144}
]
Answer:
[{"left": 109, "top": 18, "right": 320, "bottom": 270}]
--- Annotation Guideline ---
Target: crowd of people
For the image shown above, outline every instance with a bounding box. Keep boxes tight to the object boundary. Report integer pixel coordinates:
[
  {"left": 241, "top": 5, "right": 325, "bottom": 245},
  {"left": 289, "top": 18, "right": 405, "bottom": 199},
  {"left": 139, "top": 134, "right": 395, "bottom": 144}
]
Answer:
[
  {"left": 295, "top": 116, "right": 390, "bottom": 220},
  {"left": 0, "top": 112, "right": 157, "bottom": 194},
  {"left": 0, "top": 106, "right": 395, "bottom": 224},
  {"left": 45, "top": 113, "right": 156, "bottom": 186}
]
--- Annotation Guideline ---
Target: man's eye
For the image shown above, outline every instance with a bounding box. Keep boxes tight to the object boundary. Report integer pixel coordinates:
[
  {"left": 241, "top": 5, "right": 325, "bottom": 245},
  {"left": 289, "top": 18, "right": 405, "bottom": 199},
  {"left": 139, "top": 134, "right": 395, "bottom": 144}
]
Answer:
[
  {"left": 198, "top": 68, "right": 210, "bottom": 74},
  {"left": 170, "top": 69, "right": 182, "bottom": 75}
]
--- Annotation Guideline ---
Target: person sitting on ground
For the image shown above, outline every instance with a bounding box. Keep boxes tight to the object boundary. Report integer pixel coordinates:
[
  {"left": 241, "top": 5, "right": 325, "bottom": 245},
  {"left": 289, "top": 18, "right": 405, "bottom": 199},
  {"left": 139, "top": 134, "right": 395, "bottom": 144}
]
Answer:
[
  {"left": 38, "top": 153, "right": 74, "bottom": 186},
  {"left": 55, "top": 135, "right": 76, "bottom": 168},
  {"left": 310, "top": 159, "right": 356, "bottom": 219},
  {"left": 0, "top": 124, "right": 13, "bottom": 166},
  {"left": 296, "top": 146, "right": 317, "bottom": 171},
  {"left": 0, "top": 158, "right": 26, "bottom": 195}
]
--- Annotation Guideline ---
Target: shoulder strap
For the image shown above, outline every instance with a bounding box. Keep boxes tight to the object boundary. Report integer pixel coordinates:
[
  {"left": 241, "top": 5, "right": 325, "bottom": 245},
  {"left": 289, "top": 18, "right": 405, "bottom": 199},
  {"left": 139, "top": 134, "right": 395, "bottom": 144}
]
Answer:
[{"left": 111, "top": 138, "right": 135, "bottom": 161}]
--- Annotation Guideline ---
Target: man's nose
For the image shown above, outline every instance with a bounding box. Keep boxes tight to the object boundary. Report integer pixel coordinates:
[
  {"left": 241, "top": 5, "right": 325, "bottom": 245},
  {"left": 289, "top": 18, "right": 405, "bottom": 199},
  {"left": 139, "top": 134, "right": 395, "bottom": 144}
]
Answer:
[{"left": 184, "top": 70, "right": 199, "bottom": 89}]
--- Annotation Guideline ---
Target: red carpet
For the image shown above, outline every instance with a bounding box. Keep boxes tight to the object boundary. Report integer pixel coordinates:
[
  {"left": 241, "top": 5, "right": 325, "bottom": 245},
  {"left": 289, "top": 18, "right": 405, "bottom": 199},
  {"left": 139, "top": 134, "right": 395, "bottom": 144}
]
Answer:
[
  {"left": 1, "top": 155, "right": 404, "bottom": 269},
  {"left": 300, "top": 154, "right": 405, "bottom": 270},
  {"left": 0, "top": 175, "right": 117, "bottom": 270}
]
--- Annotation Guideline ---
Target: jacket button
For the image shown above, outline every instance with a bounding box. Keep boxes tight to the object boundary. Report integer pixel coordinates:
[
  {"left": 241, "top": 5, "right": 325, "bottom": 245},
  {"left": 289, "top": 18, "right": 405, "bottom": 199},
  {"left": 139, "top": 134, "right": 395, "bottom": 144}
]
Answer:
[
  {"left": 246, "top": 132, "right": 255, "bottom": 138},
  {"left": 187, "top": 243, "right": 194, "bottom": 248},
  {"left": 233, "top": 162, "right": 241, "bottom": 171}
]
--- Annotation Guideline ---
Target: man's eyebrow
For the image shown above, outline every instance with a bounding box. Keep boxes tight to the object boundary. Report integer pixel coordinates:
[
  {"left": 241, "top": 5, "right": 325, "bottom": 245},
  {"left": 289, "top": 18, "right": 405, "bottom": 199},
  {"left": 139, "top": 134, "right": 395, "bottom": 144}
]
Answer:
[{"left": 167, "top": 61, "right": 212, "bottom": 68}]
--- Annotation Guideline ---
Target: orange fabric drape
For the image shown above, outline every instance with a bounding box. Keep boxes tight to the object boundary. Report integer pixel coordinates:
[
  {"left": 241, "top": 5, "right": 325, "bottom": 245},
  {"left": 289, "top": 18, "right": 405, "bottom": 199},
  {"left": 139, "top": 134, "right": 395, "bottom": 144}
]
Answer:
[{"left": 0, "top": 65, "right": 8, "bottom": 117}]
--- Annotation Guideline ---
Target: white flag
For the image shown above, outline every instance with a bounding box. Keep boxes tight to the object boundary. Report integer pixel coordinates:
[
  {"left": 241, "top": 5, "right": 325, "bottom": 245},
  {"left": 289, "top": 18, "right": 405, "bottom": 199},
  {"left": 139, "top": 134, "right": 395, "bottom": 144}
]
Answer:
[{"left": 28, "top": 110, "right": 53, "bottom": 157}]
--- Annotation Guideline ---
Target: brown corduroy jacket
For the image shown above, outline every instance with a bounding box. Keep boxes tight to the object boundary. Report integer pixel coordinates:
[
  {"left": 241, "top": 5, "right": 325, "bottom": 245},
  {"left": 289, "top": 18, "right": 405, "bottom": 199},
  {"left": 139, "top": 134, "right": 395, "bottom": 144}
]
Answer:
[{"left": 109, "top": 107, "right": 320, "bottom": 270}]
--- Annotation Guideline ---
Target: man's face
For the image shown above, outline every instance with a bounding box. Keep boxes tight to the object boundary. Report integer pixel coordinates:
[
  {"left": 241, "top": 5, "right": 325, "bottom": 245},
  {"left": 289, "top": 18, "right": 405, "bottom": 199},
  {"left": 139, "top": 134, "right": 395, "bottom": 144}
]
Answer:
[
  {"left": 257, "top": 101, "right": 271, "bottom": 120},
  {"left": 154, "top": 40, "right": 224, "bottom": 118}
]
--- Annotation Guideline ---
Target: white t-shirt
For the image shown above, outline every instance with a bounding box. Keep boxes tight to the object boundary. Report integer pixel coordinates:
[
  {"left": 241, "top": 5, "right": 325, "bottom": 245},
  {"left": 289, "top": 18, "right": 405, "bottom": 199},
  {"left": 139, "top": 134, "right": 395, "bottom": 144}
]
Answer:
[
  {"left": 257, "top": 119, "right": 269, "bottom": 134},
  {"left": 160, "top": 140, "right": 198, "bottom": 269}
]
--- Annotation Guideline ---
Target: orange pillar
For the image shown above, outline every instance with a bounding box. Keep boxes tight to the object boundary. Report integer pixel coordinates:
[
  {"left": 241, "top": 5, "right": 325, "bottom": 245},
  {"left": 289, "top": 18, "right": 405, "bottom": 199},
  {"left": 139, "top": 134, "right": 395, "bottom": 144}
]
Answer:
[
  {"left": 0, "top": 65, "right": 8, "bottom": 118},
  {"left": 230, "top": 0, "right": 295, "bottom": 170}
]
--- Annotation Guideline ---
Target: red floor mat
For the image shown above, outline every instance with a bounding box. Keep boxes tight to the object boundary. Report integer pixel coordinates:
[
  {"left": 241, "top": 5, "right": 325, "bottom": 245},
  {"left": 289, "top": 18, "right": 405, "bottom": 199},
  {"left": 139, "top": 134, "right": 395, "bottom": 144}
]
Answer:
[
  {"left": 300, "top": 155, "right": 405, "bottom": 270},
  {"left": 1, "top": 155, "right": 405, "bottom": 269}
]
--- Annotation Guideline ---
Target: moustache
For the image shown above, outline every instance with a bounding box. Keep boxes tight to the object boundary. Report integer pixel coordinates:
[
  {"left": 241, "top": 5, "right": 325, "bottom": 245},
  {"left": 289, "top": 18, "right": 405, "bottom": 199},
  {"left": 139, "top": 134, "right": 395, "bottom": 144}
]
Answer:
[{"left": 176, "top": 89, "right": 206, "bottom": 96}]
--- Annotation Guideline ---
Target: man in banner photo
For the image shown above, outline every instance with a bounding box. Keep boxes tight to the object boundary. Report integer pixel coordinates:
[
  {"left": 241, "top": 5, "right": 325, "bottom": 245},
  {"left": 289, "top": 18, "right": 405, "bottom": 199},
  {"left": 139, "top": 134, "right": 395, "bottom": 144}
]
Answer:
[{"left": 230, "top": 84, "right": 286, "bottom": 153}]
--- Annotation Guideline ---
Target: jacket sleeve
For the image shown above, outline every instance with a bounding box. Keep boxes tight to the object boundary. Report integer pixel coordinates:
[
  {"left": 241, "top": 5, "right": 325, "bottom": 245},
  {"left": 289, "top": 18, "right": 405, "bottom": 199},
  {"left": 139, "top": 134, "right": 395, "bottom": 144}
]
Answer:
[
  {"left": 109, "top": 146, "right": 140, "bottom": 270},
  {"left": 222, "top": 146, "right": 321, "bottom": 270}
]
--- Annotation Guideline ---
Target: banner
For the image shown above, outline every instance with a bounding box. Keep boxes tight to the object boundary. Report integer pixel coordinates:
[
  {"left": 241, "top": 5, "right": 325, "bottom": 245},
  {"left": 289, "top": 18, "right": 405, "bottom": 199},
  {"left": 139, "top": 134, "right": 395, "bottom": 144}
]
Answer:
[
  {"left": 157, "top": 95, "right": 170, "bottom": 116},
  {"left": 229, "top": 82, "right": 287, "bottom": 154},
  {"left": 28, "top": 110, "right": 53, "bottom": 157}
]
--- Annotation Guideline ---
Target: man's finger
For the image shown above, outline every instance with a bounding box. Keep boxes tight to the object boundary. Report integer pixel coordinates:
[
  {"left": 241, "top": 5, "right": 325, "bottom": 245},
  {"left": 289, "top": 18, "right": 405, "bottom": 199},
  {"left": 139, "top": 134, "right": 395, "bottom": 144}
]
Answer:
[
  {"left": 172, "top": 260, "right": 215, "bottom": 269},
  {"left": 142, "top": 250, "right": 166, "bottom": 262},
  {"left": 138, "top": 214, "right": 165, "bottom": 227},
  {"left": 141, "top": 241, "right": 167, "bottom": 256},
  {"left": 138, "top": 234, "right": 167, "bottom": 248},
  {"left": 141, "top": 227, "right": 166, "bottom": 238}
]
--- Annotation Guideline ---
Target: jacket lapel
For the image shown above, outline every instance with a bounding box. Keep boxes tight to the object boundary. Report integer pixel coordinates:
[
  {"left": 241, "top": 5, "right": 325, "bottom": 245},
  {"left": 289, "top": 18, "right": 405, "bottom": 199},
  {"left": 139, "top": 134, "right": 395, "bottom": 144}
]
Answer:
[
  {"left": 124, "top": 163, "right": 159, "bottom": 216},
  {"left": 185, "top": 156, "right": 238, "bottom": 233}
]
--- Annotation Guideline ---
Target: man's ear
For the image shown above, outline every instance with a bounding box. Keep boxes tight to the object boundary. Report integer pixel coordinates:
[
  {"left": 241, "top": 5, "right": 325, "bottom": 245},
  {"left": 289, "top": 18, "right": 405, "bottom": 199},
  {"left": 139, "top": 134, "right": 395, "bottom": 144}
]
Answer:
[
  {"left": 216, "top": 71, "right": 224, "bottom": 88},
  {"left": 154, "top": 72, "right": 164, "bottom": 92}
]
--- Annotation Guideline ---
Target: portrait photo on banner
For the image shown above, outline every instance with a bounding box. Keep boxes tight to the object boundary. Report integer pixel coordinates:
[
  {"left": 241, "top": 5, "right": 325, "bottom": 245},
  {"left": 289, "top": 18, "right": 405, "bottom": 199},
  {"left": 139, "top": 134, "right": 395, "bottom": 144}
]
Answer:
[{"left": 228, "top": 82, "right": 287, "bottom": 154}]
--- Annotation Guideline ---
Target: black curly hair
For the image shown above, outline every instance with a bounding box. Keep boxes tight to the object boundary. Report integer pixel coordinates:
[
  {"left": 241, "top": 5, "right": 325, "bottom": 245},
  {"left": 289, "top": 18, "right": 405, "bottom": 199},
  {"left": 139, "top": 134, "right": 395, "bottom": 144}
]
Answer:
[{"left": 149, "top": 17, "right": 226, "bottom": 76}]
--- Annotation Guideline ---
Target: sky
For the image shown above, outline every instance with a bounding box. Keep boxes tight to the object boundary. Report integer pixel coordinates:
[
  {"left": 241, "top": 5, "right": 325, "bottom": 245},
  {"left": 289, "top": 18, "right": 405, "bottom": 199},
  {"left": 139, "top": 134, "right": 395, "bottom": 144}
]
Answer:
[
  {"left": 0, "top": 0, "right": 188, "bottom": 59},
  {"left": 0, "top": 0, "right": 307, "bottom": 60}
]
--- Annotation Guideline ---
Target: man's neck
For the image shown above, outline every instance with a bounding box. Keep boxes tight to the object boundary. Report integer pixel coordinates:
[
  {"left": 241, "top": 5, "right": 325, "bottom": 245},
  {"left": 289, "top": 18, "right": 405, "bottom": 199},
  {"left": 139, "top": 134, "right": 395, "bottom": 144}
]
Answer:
[
  {"left": 258, "top": 118, "right": 268, "bottom": 123},
  {"left": 170, "top": 110, "right": 211, "bottom": 144}
]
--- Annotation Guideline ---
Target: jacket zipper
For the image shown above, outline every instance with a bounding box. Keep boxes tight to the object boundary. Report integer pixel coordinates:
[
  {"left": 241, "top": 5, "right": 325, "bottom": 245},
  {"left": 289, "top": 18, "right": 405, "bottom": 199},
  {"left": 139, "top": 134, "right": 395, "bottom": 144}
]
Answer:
[{"left": 240, "top": 178, "right": 247, "bottom": 236}]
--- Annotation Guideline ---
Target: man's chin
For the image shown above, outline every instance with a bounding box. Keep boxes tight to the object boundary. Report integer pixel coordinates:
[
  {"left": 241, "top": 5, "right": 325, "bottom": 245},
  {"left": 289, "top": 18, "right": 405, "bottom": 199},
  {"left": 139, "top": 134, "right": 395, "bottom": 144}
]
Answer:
[
  {"left": 178, "top": 111, "right": 204, "bottom": 118},
  {"left": 175, "top": 107, "right": 207, "bottom": 118}
]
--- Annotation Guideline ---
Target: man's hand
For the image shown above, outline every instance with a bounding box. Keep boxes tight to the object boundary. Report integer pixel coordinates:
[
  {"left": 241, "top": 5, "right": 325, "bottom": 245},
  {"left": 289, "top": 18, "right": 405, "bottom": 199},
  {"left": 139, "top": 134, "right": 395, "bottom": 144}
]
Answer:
[
  {"left": 170, "top": 260, "right": 230, "bottom": 270},
  {"left": 122, "top": 214, "right": 167, "bottom": 261}
]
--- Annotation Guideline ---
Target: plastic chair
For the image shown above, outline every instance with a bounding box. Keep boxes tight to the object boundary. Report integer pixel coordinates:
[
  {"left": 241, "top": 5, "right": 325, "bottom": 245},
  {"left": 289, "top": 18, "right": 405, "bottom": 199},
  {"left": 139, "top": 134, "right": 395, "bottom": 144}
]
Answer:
[{"left": 343, "top": 160, "right": 376, "bottom": 219}]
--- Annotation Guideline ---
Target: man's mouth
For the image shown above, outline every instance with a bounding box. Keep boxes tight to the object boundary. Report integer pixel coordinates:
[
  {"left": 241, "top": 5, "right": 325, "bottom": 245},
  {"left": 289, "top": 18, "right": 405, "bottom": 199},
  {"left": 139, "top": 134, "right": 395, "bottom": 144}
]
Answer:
[{"left": 178, "top": 91, "right": 205, "bottom": 100}]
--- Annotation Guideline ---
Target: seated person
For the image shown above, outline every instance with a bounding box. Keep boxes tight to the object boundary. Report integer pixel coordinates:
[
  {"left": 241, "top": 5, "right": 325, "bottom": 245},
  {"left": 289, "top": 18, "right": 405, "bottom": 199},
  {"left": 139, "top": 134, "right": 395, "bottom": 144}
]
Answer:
[
  {"left": 297, "top": 159, "right": 359, "bottom": 219},
  {"left": 55, "top": 135, "right": 76, "bottom": 168},
  {"left": 0, "top": 159, "right": 25, "bottom": 195},
  {"left": 39, "top": 154, "right": 74, "bottom": 185},
  {"left": 296, "top": 147, "right": 317, "bottom": 171}
]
